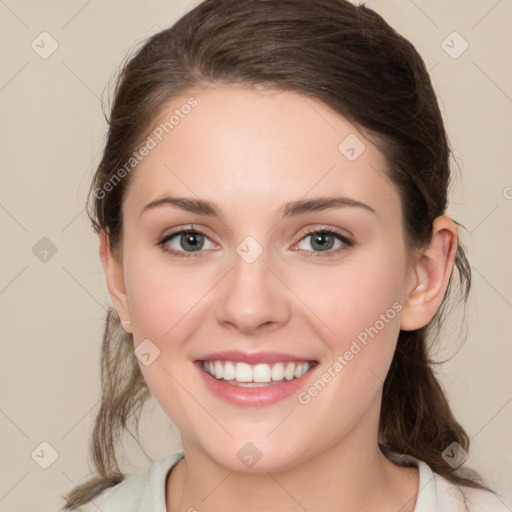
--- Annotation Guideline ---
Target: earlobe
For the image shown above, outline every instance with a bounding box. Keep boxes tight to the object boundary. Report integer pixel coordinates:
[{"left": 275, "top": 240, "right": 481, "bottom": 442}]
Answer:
[
  {"left": 99, "top": 230, "right": 132, "bottom": 334},
  {"left": 400, "top": 216, "right": 458, "bottom": 331}
]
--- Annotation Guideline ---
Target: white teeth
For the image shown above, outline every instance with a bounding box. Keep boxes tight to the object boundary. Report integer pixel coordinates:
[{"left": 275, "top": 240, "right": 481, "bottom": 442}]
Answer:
[
  {"left": 235, "top": 362, "right": 253, "bottom": 382},
  {"left": 223, "top": 361, "right": 236, "bottom": 380},
  {"left": 271, "top": 362, "right": 285, "bottom": 381},
  {"left": 202, "top": 360, "right": 313, "bottom": 384},
  {"left": 253, "top": 364, "right": 272, "bottom": 383},
  {"left": 214, "top": 360, "right": 223, "bottom": 379},
  {"left": 284, "top": 362, "right": 296, "bottom": 380},
  {"left": 294, "top": 362, "right": 309, "bottom": 378}
]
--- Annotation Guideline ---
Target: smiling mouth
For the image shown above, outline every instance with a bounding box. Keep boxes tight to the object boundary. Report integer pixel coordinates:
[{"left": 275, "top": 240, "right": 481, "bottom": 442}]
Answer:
[{"left": 199, "top": 360, "right": 318, "bottom": 387}]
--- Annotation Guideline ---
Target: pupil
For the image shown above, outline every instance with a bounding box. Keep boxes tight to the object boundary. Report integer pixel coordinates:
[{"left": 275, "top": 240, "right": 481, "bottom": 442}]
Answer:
[
  {"left": 312, "top": 233, "right": 333, "bottom": 251},
  {"left": 182, "top": 232, "right": 203, "bottom": 251}
]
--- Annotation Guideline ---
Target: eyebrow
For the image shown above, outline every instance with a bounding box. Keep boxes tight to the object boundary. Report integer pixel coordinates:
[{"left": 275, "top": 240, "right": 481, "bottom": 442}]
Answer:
[{"left": 140, "top": 195, "right": 376, "bottom": 219}]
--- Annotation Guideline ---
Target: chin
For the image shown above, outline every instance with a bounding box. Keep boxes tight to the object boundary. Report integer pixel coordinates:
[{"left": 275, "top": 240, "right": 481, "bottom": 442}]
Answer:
[{"left": 195, "top": 436, "right": 309, "bottom": 474}]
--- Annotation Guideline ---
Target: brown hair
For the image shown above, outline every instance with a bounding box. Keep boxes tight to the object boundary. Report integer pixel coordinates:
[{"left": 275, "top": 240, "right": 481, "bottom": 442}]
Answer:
[{"left": 63, "top": 0, "right": 494, "bottom": 508}]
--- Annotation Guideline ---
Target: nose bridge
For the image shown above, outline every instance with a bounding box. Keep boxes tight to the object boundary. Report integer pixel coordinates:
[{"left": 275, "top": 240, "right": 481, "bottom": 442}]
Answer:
[{"left": 215, "top": 235, "right": 289, "bottom": 333}]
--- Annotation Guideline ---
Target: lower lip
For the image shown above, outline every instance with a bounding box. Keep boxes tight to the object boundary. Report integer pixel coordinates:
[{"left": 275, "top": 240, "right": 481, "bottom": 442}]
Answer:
[{"left": 194, "top": 361, "right": 318, "bottom": 407}]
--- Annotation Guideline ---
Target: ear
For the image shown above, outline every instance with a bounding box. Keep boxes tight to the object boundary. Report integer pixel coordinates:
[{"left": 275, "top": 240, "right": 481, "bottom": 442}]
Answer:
[
  {"left": 400, "top": 216, "right": 458, "bottom": 331},
  {"left": 99, "top": 230, "right": 132, "bottom": 334}
]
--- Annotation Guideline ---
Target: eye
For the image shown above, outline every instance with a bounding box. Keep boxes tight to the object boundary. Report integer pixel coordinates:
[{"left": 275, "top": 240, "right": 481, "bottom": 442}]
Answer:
[
  {"left": 157, "top": 226, "right": 353, "bottom": 259},
  {"left": 294, "top": 228, "right": 353, "bottom": 257},
  {"left": 158, "top": 228, "right": 217, "bottom": 258}
]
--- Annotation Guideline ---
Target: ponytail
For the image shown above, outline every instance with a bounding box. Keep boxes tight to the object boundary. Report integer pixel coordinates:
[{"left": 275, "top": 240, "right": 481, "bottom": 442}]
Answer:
[
  {"left": 379, "top": 243, "right": 493, "bottom": 493},
  {"left": 62, "top": 308, "right": 150, "bottom": 509}
]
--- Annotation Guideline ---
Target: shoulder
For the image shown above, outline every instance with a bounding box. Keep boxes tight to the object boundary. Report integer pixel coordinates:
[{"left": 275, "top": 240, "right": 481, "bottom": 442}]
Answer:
[
  {"left": 386, "top": 451, "right": 508, "bottom": 512},
  {"left": 93, "top": 451, "right": 184, "bottom": 512},
  {"left": 434, "top": 472, "right": 510, "bottom": 512}
]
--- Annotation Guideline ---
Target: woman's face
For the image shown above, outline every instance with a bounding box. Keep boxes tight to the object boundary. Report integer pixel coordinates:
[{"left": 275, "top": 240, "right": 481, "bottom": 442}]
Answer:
[{"left": 113, "top": 85, "right": 418, "bottom": 471}]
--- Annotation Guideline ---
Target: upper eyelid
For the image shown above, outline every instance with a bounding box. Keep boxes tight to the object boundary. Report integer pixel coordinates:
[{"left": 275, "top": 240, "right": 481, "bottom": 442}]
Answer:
[{"left": 300, "top": 226, "right": 352, "bottom": 240}]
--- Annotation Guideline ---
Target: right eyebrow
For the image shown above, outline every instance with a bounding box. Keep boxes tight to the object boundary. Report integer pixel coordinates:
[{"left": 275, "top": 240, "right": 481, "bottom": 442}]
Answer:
[{"left": 140, "top": 196, "right": 220, "bottom": 218}]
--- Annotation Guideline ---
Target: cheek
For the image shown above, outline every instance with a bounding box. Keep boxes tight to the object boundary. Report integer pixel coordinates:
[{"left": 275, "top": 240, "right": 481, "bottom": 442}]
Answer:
[
  {"left": 289, "top": 253, "right": 406, "bottom": 436},
  {"left": 125, "top": 266, "right": 173, "bottom": 340},
  {"left": 123, "top": 244, "right": 214, "bottom": 342},
  {"left": 122, "top": 255, "right": 210, "bottom": 425},
  {"left": 293, "top": 247, "right": 407, "bottom": 371},
  {"left": 303, "top": 248, "right": 404, "bottom": 321}
]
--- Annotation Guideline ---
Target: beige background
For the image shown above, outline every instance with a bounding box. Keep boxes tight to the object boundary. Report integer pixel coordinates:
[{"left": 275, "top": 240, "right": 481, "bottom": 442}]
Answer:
[{"left": 1, "top": 0, "right": 511, "bottom": 510}]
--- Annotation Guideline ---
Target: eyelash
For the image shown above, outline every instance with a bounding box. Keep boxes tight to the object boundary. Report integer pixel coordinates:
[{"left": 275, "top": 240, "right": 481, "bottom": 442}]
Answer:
[{"left": 157, "top": 226, "right": 353, "bottom": 259}]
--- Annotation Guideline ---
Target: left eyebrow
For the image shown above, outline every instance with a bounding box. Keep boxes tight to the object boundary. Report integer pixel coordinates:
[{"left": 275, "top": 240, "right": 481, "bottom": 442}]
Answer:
[
  {"left": 139, "top": 195, "right": 376, "bottom": 219},
  {"left": 278, "top": 197, "right": 376, "bottom": 219}
]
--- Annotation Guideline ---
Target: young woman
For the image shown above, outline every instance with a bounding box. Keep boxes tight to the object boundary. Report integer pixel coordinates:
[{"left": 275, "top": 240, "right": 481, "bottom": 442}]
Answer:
[{"left": 63, "top": 0, "right": 508, "bottom": 510}]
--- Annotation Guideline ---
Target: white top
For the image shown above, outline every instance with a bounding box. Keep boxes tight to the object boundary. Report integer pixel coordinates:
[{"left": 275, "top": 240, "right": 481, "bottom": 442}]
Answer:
[{"left": 93, "top": 450, "right": 508, "bottom": 511}]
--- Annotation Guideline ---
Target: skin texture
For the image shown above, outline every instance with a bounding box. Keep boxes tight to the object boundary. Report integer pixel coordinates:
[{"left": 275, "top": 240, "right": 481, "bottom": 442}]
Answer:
[{"left": 99, "top": 84, "right": 458, "bottom": 512}]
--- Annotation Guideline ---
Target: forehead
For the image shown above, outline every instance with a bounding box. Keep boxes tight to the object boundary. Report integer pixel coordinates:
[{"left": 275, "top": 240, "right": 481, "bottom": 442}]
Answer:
[{"left": 123, "top": 84, "right": 400, "bottom": 223}]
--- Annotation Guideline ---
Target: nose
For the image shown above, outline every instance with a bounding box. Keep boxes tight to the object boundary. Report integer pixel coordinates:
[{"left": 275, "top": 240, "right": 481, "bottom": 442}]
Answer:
[{"left": 215, "top": 244, "right": 291, "bottom": 335}]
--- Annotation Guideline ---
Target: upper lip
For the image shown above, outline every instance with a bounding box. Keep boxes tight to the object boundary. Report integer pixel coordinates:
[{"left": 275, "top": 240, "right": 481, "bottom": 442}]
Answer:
[{"left": 197, "top": 350, "right": 317, "bottom": 365}]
